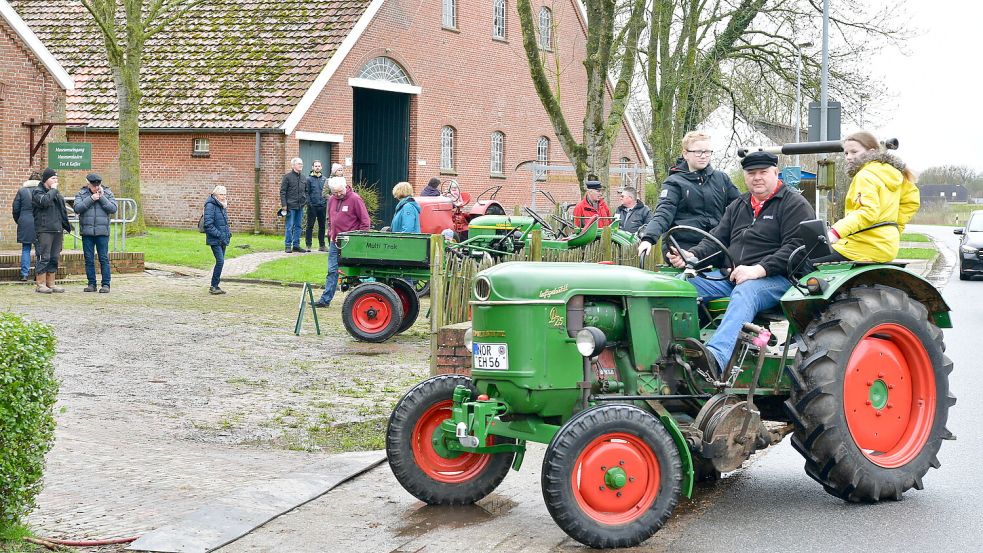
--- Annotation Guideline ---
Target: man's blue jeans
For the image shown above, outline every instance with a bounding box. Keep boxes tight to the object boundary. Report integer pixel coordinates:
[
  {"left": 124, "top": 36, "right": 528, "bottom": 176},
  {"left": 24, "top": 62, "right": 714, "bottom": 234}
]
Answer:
[
  {"left": 318, "top": 243, "right": 340, "bottom": 305},
  {"left": 20, "top": 243, "right": 33, "bottom": 279},
  {"left": 689, "top": 272, "right": 790, "bottom": 372},
  {"left": 82, "top": 235, "right": 111, "bottom": 286},
  {"left": 284, "top": 208, "right": 304, "bottom": 248},
  {"left": 210, "top": 244, "right": 226, "bottom": 288}
]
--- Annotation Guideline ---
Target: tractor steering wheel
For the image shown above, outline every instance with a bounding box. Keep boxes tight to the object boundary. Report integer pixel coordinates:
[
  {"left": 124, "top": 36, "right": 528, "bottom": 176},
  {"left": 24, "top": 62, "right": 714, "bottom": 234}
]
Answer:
[
  {"left": 443, "top": 180, "right": 464, "bottom": 206},
  {"left": 549, "top": 214, "right": 577, "bottom": 236},
  {"left": 522, "top": 207, "right": 558, "bottom": 239},
  {"left": 663, "top": 225, "right": 735, "bottom": 281}
]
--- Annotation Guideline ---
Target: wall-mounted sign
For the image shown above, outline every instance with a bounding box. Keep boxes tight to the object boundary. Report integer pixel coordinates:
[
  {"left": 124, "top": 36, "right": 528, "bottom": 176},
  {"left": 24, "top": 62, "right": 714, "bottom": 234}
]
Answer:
[{"left": 48, "top": 142, "right": 92, "bottom": 170}]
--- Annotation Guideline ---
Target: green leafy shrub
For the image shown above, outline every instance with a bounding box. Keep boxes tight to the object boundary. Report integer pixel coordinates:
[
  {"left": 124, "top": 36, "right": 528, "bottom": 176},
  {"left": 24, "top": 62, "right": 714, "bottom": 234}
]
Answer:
[
  {"left": 351, "top": 179, "right": 382, "bottom": 228},
  {"left": 0, "top": 312, "right": 59, "bottom": 533}
]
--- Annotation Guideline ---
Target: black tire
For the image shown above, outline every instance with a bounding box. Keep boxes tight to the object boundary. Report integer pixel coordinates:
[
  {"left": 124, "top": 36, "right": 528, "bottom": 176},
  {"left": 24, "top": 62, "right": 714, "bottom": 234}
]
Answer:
[
  {"left": 542, "top": 405, "right": 681, "bottom": 549},
  {"left": 785, "top": 285, "right": 955, "bottom": 502},
  {"left": 386, "top": 375, "right": 515, "bottom": 505},
  {"left": 415, "top": 279, "right": 431, "bottom": 298},
  {"left": 390, "top": 279, "right": 421, "bottom": 334},
  {"left": 341, "top": 282, "right": 404, "bottom": 342}
]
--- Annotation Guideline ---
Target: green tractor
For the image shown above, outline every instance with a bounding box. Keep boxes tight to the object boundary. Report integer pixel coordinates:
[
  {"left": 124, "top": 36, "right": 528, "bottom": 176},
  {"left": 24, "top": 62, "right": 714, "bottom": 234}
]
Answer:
[{"left": 385, "top": 223, "right": 955, "bottom": 548}]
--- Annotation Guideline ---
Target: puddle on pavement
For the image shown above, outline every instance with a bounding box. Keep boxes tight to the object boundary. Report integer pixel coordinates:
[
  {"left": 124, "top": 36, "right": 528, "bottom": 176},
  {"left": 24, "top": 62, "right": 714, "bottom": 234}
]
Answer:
[{"left": 395, "top": 494, "right": 517, "bottom": 538}]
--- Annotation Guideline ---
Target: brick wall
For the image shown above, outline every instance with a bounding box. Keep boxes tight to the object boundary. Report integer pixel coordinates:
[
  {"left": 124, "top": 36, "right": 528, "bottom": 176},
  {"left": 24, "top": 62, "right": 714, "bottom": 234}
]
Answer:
[
  {"left": 293, "top": 0, "right": 646, "bottom": 212},
  {"left": 434, "top": 321, "right": 473, "bottom": 376},
  {"left": 0, "top": 251, "right": 144, "bottom": 281},
  {"left": 0, "top": 18, "right": 67, "bottom": 247}
]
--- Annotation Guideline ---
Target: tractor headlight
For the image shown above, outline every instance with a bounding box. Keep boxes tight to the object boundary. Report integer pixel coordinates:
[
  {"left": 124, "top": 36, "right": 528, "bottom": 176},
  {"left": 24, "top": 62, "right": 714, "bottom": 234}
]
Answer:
[
  {"left": 805, "top": 276, "right": 829, "bottom": 295},
  {"left": 464, "top": 328, "right": 473, "bottom": 351},
  {"left": 474, "top": 276, "right": 491, "bottom": 301},
  {"left": 576, "top": 327, "right": 607, "bottom": 358}
]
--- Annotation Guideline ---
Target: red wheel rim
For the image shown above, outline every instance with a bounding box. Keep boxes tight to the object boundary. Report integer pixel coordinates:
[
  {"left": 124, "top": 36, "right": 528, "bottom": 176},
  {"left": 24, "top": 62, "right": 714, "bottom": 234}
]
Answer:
[
  {"left": 411, "top": 400, "right": 491, "bottom": 483},
  {"left": 571, "top": 432, "right": 661, "bottom": 524},
  {"left": 351, "top": 292, "right": 393, "bottom": 334},
  {"left": 843, "top": 323, "right": 936, "bottom": 468}
]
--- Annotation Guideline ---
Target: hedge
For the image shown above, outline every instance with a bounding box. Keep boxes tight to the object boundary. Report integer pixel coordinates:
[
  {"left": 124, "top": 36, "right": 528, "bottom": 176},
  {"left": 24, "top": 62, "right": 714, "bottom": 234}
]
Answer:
[{"left": 0, "top": 312, "right": 59, "bottom": 532}]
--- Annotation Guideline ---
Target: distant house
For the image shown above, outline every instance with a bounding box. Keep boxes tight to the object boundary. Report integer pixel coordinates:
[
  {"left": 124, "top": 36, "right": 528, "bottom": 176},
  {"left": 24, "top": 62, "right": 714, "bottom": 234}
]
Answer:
[
  {"left": 0, "top": 0, "right": 73, "bottom": 247},
  {"left": 13, "top": 0, "right": 648, "bottom": 231},
  {"left": 920, "top": 184, "right": 969, "bottom": 204}
]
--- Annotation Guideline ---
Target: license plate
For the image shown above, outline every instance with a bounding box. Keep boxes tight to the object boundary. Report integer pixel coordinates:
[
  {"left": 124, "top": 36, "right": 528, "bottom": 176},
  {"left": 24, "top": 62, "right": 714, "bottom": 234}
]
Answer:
[{"left": 473, "top": 342, "right": 509, "bottom": 370}]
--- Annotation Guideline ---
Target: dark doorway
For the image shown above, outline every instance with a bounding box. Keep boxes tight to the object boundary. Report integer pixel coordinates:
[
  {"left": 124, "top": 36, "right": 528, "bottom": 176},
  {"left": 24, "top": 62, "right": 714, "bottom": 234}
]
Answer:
[
  {"left": 353, "top": 87, "right": 410, "bottom": 225},
  {"left": 299, "top": 140, "right": 332, "bottom": 177}
]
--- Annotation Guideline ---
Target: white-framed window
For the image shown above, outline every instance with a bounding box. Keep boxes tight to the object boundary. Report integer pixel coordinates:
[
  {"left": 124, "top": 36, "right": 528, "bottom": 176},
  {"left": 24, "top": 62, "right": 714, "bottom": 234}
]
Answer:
[
  {"left": 493, "top": 0, "right": 507, "bottom": 39},
  {"left": 357, "top": 57, "right": 412, "bottom": 84},
  {"left": 441, "top": 126, "right": 455, "bottom": 171},
  {"left": 539, "top": 7, "right": 553, "bottom": 50},
  {"left": 192, "top": 137, "right": 210, "bottom": 157},
  {"left": 443, "top": 0, "right": 457, "bottom": 29},
  {"left": 490, "top": 131, "right": 505, "bottom": 175},
  {"left": 535, "top": 136, "right": 550, "bottom": 181},
  {"left": 620, "top": 157, "right": 635, "bottom": 187}
]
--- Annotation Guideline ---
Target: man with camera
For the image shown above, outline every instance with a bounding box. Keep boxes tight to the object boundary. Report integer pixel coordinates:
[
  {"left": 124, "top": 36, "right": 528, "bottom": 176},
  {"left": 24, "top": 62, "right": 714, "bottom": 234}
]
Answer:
[{"left": 74, "top": 173, "right": 118, "bottom": 293}]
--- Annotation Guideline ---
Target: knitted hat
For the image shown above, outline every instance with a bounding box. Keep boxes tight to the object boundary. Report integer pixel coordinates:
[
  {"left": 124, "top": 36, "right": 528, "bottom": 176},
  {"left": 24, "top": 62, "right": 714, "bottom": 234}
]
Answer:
[
  {"left": 40, "top": 168, "right": 57, "bottom": 185},
  {"left": 331, "top": 163, "right": 343, "bottom": 173}
]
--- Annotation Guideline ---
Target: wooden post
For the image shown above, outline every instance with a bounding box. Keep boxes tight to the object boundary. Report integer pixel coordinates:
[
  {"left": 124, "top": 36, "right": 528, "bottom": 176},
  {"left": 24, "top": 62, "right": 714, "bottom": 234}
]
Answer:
[
  {"left": 530, "top": 230, "right": 543, "bottom": 261},
  {"left": 600, "top": 225, "right": 613, "bottom": 261},
  {"left": 429, "top": 234, "right": 446, "bottom": 376},
  {"left": 513, "top": 204, "right": 522, "bottom": 216}
]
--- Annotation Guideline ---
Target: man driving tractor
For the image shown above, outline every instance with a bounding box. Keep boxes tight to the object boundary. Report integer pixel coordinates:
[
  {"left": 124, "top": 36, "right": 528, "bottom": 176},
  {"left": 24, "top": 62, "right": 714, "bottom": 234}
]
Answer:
[{"left": 648, "top": 151, "right": 815, "bottom": 378}]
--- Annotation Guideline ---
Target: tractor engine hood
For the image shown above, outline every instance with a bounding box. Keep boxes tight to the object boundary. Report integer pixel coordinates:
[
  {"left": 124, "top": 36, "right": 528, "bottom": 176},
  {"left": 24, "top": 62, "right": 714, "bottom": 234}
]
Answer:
[{"left": 473, "top": 262, "right": 697, "bottom": 303}]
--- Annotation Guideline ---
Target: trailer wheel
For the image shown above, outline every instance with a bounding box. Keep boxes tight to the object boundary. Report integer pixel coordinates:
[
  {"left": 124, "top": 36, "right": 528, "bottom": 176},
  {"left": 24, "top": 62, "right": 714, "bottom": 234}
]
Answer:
[
  {"left": 542, "top": 405, "right": 681, "bottom": 549},
  {"left": 786, "top": 285, "right": 955, "bottom": 502},
  {"left": 342, "top": 282, "right": 404, "bottom": 342},
  {"left": 391, "top": 279, "right": 421, "bottom": 334},
  {"left": 414, "top": 279, "right": 431, "bottom": 298},
  {"left": 386, "top": 375, "right": 515, "bottom": 505}
]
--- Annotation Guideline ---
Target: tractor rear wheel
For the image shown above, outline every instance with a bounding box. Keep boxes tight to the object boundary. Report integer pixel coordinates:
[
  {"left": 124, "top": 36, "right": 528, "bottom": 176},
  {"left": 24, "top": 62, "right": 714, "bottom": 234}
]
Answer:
[
  {"left": 342, "top": 282, "right": 404, "bottom": 342},
  {"left": 386, "top": 375, "right": 515, "bottom": 505},
  {"left": 391, "top": 279, "right": 420, "bottom": 334},
  {"left": 542, "top": 405, "right": 681, "bottom": 549},
  {"left": 786, "top": 285, "right": 955, "bottom": 502}
]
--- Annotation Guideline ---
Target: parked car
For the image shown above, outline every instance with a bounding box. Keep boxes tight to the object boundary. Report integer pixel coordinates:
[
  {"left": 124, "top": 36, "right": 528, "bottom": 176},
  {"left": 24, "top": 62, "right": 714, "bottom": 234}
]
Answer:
[{"left": 954, "top": 209, "right": 983, "bottom": 280}]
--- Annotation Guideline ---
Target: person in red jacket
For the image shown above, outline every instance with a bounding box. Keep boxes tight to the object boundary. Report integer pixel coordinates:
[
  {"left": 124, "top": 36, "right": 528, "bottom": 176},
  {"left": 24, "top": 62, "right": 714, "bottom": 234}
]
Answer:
[{"left": 572, "top": 175, "right": 612, "bottom": 228}]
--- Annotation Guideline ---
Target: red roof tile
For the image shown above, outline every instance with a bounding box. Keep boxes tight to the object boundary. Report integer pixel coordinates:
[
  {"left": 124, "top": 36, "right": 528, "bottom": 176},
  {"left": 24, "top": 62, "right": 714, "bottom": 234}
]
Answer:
[{"left": 11, "top": 0, "right": 371, "bottom": 129}]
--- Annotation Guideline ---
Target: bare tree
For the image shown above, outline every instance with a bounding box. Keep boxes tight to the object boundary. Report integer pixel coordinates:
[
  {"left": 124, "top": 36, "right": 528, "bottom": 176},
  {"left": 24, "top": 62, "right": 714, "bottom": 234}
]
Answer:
[
  {"left": 80, "top": 0, "right": 205, "bottom": 230},
  {"left": 517, "top": 0, "right": 646, "bottom": 192},
  {"left": 642, "top": 0, "right": 912, "bottom": 182}
]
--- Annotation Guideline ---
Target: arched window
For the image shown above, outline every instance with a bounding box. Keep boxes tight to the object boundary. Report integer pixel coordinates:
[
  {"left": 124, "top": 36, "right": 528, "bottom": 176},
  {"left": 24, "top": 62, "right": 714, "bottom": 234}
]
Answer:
[
  {"left": 441, "top": 126, "right": 455, "bottom": 171},
  {"left": 357, "top": 57, "right": 412, "bottom": 84},
  {"left": 535, "top": 136, "right": 550, "bottom": 181},
  {"left": 493, "top": 0, "right": 507, "bottom": 39},
  {"left": 539, "top": 7, "right": 552, "bottom": 50},
  {"left": 490, "top": 131, "right": 505, "bottom": 175},
  {"left": 443, "top": 0, "right": 457, "bottom": 29},
  {"left": 620, "top": 157, "right": 636, "bottom": 187}
]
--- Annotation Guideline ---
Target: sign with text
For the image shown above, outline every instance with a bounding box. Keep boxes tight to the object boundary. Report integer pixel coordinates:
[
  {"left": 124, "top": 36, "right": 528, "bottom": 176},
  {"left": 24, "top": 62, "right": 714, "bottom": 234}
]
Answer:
[{"left": 48, "top": 142, "right": 92, "bottom": 170}]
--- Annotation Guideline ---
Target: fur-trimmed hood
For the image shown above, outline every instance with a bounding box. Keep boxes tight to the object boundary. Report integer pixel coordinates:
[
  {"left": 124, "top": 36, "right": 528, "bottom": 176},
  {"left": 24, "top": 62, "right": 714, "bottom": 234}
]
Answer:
[{"left": 847, "top": 150, "right": 908, "bottom": 179}]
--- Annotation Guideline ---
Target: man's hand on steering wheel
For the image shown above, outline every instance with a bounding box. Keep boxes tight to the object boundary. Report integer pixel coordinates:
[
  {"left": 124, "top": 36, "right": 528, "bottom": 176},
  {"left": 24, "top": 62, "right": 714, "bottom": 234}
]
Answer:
[
  {"left": 663, "top": 225, "right": 735, "bottom": 281},
  {"left": 665, "top": 246, "right": 696, "bottom": 269}
]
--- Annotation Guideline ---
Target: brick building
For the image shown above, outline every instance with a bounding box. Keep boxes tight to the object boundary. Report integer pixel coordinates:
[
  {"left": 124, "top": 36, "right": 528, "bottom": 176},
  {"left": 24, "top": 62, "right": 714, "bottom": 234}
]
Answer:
[
  {"left": 0, "top": 0, "right": 72, "bottom": 247},
  {"left": 13, "top": 0, "right": 647, "bottom": 233}
]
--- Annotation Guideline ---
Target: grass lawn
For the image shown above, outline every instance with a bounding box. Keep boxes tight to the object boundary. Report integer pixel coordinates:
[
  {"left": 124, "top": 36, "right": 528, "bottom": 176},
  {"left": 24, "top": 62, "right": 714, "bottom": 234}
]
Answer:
[
  {"left": 900, "top": 232, "right": 930, "bottom": 242},
  {"left": 65, "top": 228, "right": 287, "bottom": 269},
  {"left": 897, "top": 247, "right": 937, "bottom": 260},
  {"left": 243, "top": 252, "right": 327, "bottom": 283}
]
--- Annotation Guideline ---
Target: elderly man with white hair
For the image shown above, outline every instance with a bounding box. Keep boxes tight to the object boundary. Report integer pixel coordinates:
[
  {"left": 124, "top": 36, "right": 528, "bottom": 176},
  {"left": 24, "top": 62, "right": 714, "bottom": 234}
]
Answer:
[
  {"left": 314, "top": 166, "right": 371, "bottom": 308},
  {"left": 280, "top": 157, "right": 308, "bottom": 253}
]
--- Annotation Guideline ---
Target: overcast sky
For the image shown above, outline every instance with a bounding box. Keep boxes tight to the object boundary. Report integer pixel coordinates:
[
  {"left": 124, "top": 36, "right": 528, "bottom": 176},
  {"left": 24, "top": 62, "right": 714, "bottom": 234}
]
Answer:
[{"left": 867, "top": 0, "right": 983, "bottom": 173}]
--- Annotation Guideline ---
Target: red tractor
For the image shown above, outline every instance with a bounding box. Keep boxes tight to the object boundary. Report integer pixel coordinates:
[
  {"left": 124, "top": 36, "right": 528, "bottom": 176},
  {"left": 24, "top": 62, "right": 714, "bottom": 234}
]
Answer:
[{"left": 417, "top": 181, "right": 507, "bottom": 238}]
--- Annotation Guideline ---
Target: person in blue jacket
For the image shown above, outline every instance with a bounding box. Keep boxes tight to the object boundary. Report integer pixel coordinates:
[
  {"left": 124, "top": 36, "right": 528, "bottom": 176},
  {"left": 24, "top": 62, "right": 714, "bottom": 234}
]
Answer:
[
  {"left": 391, "top": 182, "right": 421, "bottom": 233},
  {"left": 203, "top": 185, "right": 232, "bottom": 295}
]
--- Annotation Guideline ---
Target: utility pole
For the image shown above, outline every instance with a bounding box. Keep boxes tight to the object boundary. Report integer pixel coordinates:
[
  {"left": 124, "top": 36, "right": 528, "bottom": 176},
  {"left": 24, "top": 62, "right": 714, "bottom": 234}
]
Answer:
[{"left": 795, "top": 41, "right": 814, "bottom": 167}]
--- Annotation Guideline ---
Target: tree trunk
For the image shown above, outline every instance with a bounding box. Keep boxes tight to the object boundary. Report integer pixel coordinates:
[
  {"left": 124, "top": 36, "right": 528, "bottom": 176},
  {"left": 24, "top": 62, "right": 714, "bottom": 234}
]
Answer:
[{"left": 115, "top": 50, "right": 145, "bottom": 232}]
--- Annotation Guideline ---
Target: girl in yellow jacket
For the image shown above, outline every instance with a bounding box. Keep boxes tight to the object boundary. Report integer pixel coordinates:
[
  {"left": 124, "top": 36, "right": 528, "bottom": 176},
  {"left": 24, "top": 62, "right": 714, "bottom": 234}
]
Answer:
[{"left": 826, "top": 131, "right": 920, "bottom": 262}]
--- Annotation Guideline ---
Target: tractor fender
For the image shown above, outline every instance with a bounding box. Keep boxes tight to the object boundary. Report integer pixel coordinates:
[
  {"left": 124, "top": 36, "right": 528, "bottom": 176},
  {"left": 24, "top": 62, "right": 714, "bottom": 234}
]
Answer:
[
  {"left": 656, "top": 411, "right": 695, "bottom": 499},
  {"left": 782, "top": 264, "right": 951, "bottom": 333}
]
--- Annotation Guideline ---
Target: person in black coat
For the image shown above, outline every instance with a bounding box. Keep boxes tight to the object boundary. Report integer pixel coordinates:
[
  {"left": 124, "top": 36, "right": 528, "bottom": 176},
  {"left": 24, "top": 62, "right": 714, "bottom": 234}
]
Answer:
[
  {"left": 304, "top": 160, "right": 328, "bottom": 251},
  {"left": 280, "top": 157, "right": 308, "bottom": 253},
  {"left": 614, "top": 187, "right": 653, "bottom": 233},
  {"left": 11, "top": 171, "right": 40, "bottom": 281},
  {"left": 204, "top": 185, "right": 232, "bottom": 295},
  {"left": 421, "top": 177, "right": 442, "bottom": 197},
  {"left": 638, "top": 131, "right": 740, "bottom": 256},
  {"left": 31, "top": 168, "right": 70, "bottom": 293}
]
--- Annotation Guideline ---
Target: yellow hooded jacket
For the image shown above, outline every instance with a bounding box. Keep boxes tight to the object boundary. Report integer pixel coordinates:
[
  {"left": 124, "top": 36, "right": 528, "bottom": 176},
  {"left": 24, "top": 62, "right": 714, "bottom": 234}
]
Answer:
[{"left": 831, "top": 154, "right": 920, "bottom": 263}]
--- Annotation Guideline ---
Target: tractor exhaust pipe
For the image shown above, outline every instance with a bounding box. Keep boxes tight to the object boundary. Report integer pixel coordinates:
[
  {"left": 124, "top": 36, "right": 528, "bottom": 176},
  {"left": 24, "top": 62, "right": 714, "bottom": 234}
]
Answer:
[{"left": 737, "top": 138, "right": 899, "bottom": 158}]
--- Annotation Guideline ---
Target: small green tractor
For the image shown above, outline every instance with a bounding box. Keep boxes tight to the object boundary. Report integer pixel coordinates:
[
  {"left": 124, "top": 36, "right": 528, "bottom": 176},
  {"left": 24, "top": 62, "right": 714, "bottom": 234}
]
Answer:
[{"left": 385, "top": 224, "right": 955, "bottom": 548}]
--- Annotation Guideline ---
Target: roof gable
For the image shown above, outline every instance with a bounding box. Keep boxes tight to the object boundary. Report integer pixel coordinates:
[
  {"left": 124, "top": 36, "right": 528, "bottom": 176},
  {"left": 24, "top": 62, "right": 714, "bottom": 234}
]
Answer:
[
  {"left": 11, "top": 0, "right": 371, "bottom": 129},
  {"left": 0, "top": 0, "right": 73, "bottom": 89}
]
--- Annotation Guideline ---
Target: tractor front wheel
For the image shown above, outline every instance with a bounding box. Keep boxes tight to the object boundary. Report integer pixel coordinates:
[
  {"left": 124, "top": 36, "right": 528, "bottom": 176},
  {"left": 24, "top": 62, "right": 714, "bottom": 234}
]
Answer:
[
  {"left": 542, "top": 405, "right": 681, "bottom": 549},
  {"left": 786, "top": 285, "right": 955, "bottom": 502},
  {"left": 386, "top": 375, "right": 515, "bottom": 505},
  {"left": 342, "top": 282, "right": 404, "bottom": 342}
]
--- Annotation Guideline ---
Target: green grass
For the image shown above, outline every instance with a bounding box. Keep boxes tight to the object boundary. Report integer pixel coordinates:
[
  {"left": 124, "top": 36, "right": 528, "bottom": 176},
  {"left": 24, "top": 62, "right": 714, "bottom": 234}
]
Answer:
[
  {"left": 900, "top": 232, "right": 930, "bottom": 243},
  {"left": 64, "top": 227, "right": 287, "bottom": 269},
  {"left": 242, "top": 253, "right": 326, "bottom": 283},
  {"left": 897, "top": 247, "right": 937, "bottom": 260},
  {"left": 0, "top": 523, "right": 36, "bottom": 552}
]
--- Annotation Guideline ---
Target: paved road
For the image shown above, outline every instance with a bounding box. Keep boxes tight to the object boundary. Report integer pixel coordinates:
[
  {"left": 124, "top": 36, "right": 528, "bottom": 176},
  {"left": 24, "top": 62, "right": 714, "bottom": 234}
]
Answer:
[{"left": 221, "top": 225, "right": 974, "bottom": 553}]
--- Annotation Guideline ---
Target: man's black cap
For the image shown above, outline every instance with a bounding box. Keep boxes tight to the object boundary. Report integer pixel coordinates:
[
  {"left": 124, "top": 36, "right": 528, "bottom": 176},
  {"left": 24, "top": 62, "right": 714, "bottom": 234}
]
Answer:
[
  {"left": 585, "top": 174, "right": 602, "bottom": 190},
  {"left": 86, "top": 173, "right": 102, "bottom": 183},
  {"left": 740, "top": 151, "right": 779, "bottom": 170}
]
